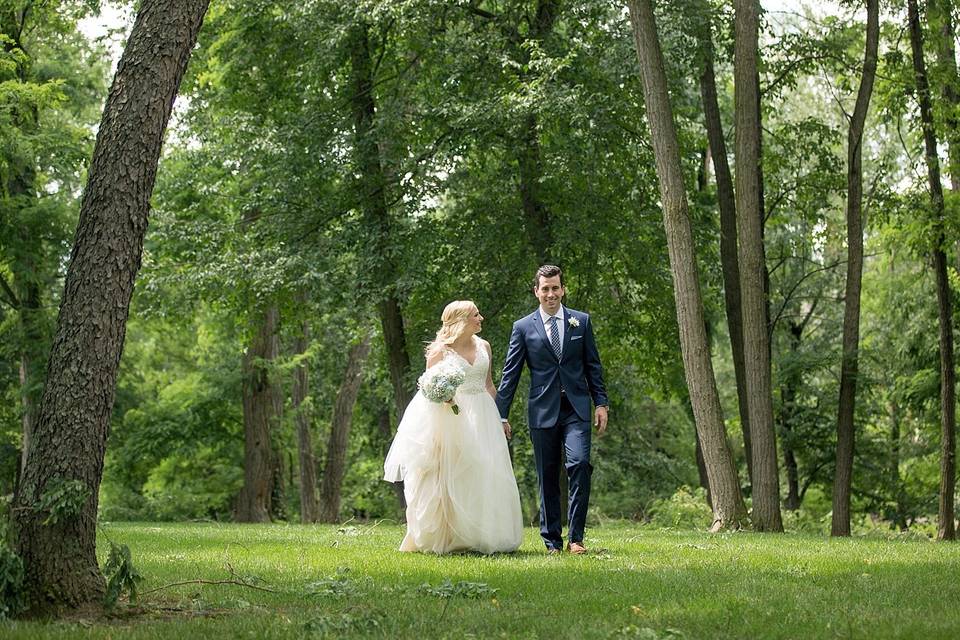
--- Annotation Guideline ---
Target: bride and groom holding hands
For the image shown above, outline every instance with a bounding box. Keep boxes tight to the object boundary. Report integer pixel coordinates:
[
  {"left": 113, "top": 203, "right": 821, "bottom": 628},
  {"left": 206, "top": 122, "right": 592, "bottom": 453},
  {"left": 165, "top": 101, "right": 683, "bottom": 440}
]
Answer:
[{"left": 384, "top": 265, "right": 609, "bottom": 555}]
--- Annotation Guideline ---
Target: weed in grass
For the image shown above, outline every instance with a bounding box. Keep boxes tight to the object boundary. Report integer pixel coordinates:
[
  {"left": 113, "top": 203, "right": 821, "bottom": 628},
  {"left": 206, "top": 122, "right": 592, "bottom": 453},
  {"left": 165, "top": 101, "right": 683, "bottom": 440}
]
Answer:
[
  {"left": 303, "top": 606, "right": 384, "bottom": 636},
  {"left": 611, "top": 626, "right": 687, "bottom": 639},
  {"left": 306, "top": 567, "right": 366, "bottom": 598}
]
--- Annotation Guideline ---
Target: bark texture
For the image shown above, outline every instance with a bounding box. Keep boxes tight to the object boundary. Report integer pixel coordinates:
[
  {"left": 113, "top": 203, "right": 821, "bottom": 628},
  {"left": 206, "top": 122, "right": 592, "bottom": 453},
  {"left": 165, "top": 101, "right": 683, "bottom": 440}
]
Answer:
[
  {"left": 698, "top": 18, "right": 752, "bottom": 485},
  {"left": 236, "top": 306, "right": 282, "bottom": 523},
  {"left": 628, "top": 0, "right": 747, "bottom": 531},
  {"left": 318, "top": 335, "right": 372, "bottom": 523},
  {"left": 832, "top": 0, "right": 878, "bottom": 537},
  {"left": 292, "top": 312, "right": 319, "bottom": 523},
  {"left": 908, "top": 0, "right": 956, "bottom": 542},
  {"left": 11, "top": 0, "right": 209, "bottom": 613},
  {"left": 733, "top": 0, "right": 782, "bottom": 532}
]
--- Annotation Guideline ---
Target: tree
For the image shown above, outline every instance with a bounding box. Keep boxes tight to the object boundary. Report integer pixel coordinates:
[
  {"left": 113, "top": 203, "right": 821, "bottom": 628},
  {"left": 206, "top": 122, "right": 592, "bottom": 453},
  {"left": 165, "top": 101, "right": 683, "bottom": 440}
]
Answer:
[
  {"left": 11, "top": 0, "right": 210, "bottom": 612},
  {"left": 831, "top": 0, "right": 879, "bottom": 538},
  {"left": 348, "top": 21, "right": 415, "bottom": 425},
  {"left": 292, "top": 302, "right": 319, "bottom": 523},
  {"left": 907, "top": 0, "right": 956, "bottom": 541},
  {"left": 235, "top": 304, "right": 282, "bottom": 523},
  {"left": 0, "top": 3, "right": 103, "bottom": 477},
  {"left": 734, "top": 0, "right": 783, "bottom": 532},
  {"left": 318, "top": 333, "right": 372, "bottom": 523},
  {"left": 627, "top": 0, "right": 748, "bottom": 532},
  {"left": 696, "top": 4, "right": 752, "bottom": 486}
]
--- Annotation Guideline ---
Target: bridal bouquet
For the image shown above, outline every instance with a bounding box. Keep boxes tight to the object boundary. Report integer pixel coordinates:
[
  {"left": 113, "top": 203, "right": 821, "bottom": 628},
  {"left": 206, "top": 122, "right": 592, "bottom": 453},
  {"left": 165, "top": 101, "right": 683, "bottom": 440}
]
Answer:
[{"left": 418, "top": 361, "right": 465, "bottom": 415}]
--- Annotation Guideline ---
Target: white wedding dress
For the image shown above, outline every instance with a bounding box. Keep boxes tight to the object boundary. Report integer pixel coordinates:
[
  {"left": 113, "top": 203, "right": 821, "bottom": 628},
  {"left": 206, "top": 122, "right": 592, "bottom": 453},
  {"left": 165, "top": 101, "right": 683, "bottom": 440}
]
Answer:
[{"left": 384, "top": 336, "right": 523, "bottom": 554}]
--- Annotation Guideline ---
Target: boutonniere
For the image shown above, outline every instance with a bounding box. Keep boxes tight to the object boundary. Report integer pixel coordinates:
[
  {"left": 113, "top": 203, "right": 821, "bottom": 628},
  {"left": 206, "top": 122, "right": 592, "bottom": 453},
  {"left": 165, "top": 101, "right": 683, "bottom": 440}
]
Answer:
[{"left": 568, "top": 317, "right": 580, "bottom": 328}]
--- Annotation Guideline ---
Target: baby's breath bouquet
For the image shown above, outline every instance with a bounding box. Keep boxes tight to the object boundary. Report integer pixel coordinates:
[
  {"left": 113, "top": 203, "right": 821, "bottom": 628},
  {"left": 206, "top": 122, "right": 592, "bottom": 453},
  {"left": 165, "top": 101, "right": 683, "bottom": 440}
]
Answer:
[{"left": 418, "top": 360, "right": 465, "bottom": 414}]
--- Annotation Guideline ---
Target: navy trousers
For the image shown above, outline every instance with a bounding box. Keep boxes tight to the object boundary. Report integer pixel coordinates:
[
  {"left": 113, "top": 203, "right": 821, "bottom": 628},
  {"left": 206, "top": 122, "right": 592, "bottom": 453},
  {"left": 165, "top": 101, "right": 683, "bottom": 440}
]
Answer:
[{"left": 529, "top": 394, "right": 593, "bottom": 549}]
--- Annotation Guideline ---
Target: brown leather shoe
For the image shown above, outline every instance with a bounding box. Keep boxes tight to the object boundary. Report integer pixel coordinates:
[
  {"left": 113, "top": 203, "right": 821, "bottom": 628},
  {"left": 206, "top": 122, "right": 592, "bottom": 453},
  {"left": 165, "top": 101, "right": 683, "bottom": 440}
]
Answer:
[
  {"left": 547, "top": 547, "right": 562, "bottom": 555},
  {"left": 567, "top": 542, "right": 587, "bottom": 555}
]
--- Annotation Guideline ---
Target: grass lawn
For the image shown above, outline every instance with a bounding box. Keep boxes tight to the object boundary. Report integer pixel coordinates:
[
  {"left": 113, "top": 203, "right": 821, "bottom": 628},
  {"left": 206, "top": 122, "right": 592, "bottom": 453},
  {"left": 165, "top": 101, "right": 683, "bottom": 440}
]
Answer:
[{"left": 4, "top": 521, "right": 960, "bottom": 639}]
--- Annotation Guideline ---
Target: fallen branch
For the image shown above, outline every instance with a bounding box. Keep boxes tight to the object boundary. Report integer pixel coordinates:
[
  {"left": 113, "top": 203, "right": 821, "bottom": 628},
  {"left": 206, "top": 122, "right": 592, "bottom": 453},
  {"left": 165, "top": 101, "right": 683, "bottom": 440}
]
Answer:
[{"left": 141, "top": 579, "right": 276, "bottom": 596}]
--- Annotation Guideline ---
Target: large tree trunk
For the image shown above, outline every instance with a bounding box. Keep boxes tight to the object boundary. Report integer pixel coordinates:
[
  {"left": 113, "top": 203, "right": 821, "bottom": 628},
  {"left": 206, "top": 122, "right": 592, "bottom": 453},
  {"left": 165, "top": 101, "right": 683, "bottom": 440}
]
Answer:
[
  {"left": 318, "top": 335, "right": 372, "bottom": 523},
  {"left": 908, "top": 0, "right": 956, "bottom": 542},
  {"left": 10, "top": 0, "right": 209, "bottom": 614},
  {"left": 236, "top": 306, "right": 282, "bottom": 522},
  {"left": 832, "top": 0, "right": 879, "bottom": 537},
  {"left": 698, "top": 18, "right": 752, "bottom": 486},
  {"left": 628, "top": 0, "right": 748, "bottom": 531},
  {"left": 348, "top": 23, "right": 415, "bottom": 424},
  {"left": 292, "top": 310, "right": 319, "bottom": 523},
  {"left": 733, "top": 0, "right": 782, "bottom": 532}
]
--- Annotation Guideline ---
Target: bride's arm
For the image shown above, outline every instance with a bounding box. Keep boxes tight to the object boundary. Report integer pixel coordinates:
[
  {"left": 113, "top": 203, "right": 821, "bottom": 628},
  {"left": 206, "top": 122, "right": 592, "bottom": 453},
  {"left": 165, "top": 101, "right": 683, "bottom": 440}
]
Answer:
[
  {"left": 426, "top": 350, "right": 444, "bottom": 369},
  {"left": 482, "top": 340, "right": 496, "bottom": 399}
]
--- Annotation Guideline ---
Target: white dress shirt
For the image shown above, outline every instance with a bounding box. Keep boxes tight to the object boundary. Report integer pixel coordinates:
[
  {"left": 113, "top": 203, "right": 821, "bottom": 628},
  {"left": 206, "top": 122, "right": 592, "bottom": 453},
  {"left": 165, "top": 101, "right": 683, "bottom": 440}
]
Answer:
[{"left": 539, "top": 305, "right": 565, "bottom": 355}]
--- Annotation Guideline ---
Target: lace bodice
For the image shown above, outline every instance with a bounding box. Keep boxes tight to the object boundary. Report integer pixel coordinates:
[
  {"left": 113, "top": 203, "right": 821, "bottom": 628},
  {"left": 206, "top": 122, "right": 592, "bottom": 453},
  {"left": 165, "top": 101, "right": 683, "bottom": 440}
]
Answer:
[{"left": 445, "top": 337, "right": 489, "bottom": 395}]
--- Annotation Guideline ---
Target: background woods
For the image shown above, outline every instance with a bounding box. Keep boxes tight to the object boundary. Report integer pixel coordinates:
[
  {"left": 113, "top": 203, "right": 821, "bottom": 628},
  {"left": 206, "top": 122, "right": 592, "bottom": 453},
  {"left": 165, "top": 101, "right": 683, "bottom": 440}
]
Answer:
[{"left": 4, "top": 0, "right": 960, "bottom": 615}]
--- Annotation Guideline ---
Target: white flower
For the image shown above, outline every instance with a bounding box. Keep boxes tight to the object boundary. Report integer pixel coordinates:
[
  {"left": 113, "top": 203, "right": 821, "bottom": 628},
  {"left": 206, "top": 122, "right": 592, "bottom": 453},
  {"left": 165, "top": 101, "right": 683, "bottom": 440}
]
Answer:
[{"left": 568, "top": 317, "right": 580, "bottom": 328}]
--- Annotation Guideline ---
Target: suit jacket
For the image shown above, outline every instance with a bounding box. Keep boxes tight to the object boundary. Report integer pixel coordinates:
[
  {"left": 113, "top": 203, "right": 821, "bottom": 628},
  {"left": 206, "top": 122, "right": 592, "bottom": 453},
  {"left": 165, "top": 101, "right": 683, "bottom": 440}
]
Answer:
[{"left": 496, "top": 307, "right": 607, "bottom": 428}]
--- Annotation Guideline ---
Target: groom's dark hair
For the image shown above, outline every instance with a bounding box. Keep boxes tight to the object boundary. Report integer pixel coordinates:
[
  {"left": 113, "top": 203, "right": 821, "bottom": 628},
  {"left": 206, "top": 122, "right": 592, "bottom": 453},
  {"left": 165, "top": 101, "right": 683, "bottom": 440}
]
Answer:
[{"left": 533, "top": 264, "right": 564, "bottom": 290}]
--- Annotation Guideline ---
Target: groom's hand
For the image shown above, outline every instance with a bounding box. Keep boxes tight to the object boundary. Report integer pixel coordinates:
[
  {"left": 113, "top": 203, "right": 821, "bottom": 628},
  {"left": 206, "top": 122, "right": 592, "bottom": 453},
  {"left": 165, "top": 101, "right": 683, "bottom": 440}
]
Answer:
[
  {"left": 595, "top": 406, "right": 609, "bottom": 435},
  {"left": 502, "top": 420, "right": 512, "bottom": 439}
]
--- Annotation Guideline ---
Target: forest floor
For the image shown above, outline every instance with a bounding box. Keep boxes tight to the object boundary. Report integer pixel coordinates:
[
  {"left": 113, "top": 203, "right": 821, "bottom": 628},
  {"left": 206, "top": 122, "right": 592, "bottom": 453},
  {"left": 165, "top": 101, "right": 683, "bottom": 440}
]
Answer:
[{"left": 4, "top": 521, "right": 960, "bottom": 639}]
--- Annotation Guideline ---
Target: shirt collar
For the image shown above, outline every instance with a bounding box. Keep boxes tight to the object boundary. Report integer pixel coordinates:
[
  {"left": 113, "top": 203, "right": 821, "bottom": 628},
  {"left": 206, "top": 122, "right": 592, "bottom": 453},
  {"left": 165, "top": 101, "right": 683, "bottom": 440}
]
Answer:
[{"left": 539, "top": 306, "right": 565, "bottom": 324}]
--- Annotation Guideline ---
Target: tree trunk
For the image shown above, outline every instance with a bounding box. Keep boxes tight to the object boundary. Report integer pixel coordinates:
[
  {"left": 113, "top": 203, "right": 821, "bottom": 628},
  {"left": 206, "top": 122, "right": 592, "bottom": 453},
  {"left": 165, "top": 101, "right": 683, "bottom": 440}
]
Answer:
[
  {"left": 628, "top": 0, "right": 748, "bottom": 531},
  {"left": 889, "top": 397, "right": 908, "bottom": 530},
  {"left": 733, "top": 0, "right": 783, "bottom": 532},
  {"left": 518, "top": 112, "right": 554, "bottom": 265},
  {"left": 908, "top": 0, "right": 957, "bottom": 542},
  {"left": 780, "top": 322, "right": 802, "bottom": 511},
  {"left": 348, "top": 23, "right": 415, "bottom": 424},
  {"left": 832, "top": 0, "right": 878, "bottom": 537},
  {"left": 698, "top": 19, "right": 752, "bottom": 486},
  {"left": 930, "top": 0, "right": 960, "bottom": 192},
  {"left": 927, "top": 0, "right": 960, "bottom": 272},
  {"left": 236, "top": 306, "right": 282, "bottom": 523},
  {"left": 318, "top": 335, "right": 372, "bottom": 523},
  {"left": 292, "top": 311, "right": 319, "bottom": 524},
  {"left": 10, "top": 0, "right": 209, "bottom": 614}
]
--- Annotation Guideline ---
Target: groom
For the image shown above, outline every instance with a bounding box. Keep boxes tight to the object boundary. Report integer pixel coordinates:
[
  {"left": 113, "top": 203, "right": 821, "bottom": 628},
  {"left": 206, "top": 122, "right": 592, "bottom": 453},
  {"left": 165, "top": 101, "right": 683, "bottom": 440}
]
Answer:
[{"left": 496, "top": 265, "right": 608, "bottom": 554}]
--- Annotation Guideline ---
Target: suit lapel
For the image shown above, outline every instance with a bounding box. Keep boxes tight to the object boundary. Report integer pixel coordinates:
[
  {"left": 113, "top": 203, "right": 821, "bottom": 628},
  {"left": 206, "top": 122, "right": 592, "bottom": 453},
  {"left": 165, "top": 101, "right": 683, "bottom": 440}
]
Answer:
[
  {"left": 561, "top": 308, "right": 574, "bottom": 361},
  {"left": 531, "top": 310, "right": 559, "bottom": 362}
]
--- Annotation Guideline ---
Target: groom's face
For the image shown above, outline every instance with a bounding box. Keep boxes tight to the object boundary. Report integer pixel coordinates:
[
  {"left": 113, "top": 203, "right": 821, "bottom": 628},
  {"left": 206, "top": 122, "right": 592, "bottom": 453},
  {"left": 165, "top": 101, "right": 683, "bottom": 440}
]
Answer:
[{"left": 535, "top": 275, "right": 564, "bottom": 315}]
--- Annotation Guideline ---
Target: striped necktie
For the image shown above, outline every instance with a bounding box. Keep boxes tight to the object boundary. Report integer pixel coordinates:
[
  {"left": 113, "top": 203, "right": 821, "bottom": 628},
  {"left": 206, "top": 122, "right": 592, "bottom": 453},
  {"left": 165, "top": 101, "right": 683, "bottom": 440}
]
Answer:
[{"left": 549, "top": 315, "right": 562, "bottom": 360}]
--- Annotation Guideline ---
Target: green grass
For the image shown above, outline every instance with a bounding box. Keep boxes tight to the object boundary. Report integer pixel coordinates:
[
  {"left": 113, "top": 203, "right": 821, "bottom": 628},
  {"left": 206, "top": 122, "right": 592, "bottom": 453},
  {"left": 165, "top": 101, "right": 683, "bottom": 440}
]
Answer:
[{"left": 5, "top": 521, "right": 960, "bottom": 639}]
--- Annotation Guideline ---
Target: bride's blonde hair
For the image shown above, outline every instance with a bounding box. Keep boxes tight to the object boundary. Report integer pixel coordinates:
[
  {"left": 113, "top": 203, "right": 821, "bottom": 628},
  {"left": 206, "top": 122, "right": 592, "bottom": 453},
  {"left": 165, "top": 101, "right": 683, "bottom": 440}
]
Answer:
[{"left": 425, "top": 300, "right": 477, "bottom": 359}]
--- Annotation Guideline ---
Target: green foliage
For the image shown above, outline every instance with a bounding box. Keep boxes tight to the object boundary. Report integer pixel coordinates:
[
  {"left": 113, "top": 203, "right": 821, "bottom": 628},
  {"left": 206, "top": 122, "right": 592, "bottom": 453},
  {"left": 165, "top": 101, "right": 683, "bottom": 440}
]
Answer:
[
  {"left": 417, "top": 579, "right": 498, "bottom": 600},
  {"left": 303, "top": 607, "right": 384, "bottom": 636},
  {"left": 34, "top": 478, "right": 90, "bottom": 526},
  {"left": 306, "top": 567, "right": 361, "bottom": 598},
  {"left": 102, "top": 540, "right": 143, "bottom": 609},
  {"left": 646, "top": 486, "right": 713, "bottom": 530},
  {"left": 0, "top": 544, "right": 24, "bottom": 620}
]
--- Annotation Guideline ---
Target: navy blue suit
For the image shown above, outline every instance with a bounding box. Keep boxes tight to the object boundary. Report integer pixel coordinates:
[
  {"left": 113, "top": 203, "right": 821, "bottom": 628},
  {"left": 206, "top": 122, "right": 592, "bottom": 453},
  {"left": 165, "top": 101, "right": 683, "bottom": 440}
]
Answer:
[{"left": 496, "top": 307, "right": 607, "bottom": 549}]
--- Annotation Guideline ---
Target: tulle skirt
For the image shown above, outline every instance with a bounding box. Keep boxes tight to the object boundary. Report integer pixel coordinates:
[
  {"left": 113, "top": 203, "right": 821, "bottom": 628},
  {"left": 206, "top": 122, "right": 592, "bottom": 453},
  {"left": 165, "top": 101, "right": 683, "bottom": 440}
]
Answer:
[{"left": 384, "top": 389, "right": 523, "bottom": 554}]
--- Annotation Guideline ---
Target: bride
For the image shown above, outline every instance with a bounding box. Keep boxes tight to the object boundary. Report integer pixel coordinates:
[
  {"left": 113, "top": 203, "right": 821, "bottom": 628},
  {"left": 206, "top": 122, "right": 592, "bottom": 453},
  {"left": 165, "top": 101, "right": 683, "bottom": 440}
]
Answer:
[{"left": 384, "top": 300, "right": 523, "bottom": 554}]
